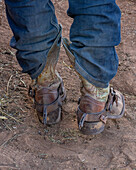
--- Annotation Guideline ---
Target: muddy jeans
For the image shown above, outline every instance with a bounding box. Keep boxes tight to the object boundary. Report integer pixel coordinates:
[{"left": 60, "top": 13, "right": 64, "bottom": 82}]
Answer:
[{"left": 4, "top": 0, "right": 121, "bottom": 88}]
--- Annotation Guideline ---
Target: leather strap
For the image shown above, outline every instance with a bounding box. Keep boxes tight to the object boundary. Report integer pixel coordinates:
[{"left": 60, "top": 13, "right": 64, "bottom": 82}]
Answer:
[{"left": 78, "top": 88, "right": 125, "bottom": 129}]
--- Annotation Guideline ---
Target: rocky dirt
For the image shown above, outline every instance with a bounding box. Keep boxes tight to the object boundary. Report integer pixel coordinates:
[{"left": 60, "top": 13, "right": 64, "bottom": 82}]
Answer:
[{"left": 0, "top": 0, "right": 136, "bottom": 169}]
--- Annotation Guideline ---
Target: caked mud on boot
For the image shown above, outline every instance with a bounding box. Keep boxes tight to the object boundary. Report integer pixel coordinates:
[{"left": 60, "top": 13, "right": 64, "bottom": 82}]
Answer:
[
  {"left": 62, "top": 37, "right": 125, "bottom": 135},
  {"left": 29, "top": 26, "right": 66, "bottom": 125}
]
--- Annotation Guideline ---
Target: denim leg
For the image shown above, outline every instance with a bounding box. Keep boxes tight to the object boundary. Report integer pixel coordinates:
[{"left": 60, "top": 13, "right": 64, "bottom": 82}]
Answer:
[
  {"left": 68, "top": 0, "right": 121, "bottom": 88},
  {"left": 4, "top": 0, "right": 60, "bottom": 79}
]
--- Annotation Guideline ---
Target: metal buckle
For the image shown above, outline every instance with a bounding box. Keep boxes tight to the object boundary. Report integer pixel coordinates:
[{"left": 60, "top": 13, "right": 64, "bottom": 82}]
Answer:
[{"left": 99, "top": 115, "right": 107, "bottom": 124}]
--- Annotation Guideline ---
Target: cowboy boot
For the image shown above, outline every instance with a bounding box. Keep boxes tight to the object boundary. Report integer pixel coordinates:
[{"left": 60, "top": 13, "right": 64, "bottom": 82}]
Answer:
[
  {"left": 62, "top": 38, "right": 125, "bottom": 135},
  {"left": 29, "top": 26, "right": 66, "bottom": 125},
  {"left": 77, "top": 77, "right": 109, "bottom": 135}
]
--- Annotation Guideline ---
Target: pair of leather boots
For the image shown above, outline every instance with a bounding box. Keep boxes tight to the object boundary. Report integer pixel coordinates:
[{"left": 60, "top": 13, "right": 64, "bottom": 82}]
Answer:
[{"left": 29, "top": 28, "right": 125, "bottom": 135}]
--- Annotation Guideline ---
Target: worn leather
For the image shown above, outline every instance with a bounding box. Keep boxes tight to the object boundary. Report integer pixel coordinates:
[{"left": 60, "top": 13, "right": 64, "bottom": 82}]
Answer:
[
  {"left": 28, "top": 25, "right": 67, "bottom": 125},
  {"left": 77, "top": 88, "right": 125, "bottom": 135}
]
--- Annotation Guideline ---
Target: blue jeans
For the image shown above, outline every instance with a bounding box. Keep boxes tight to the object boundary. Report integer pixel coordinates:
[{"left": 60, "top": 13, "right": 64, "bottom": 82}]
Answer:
[{"left": 4, "top": 0, "right": 121, "bottom": 88}]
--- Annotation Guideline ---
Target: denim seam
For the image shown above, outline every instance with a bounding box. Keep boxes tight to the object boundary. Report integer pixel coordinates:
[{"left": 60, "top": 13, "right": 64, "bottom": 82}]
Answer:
[
  {"left": 47, "top": 1, "right": 59, "bottom": 32},
  {"left": 113, "top": 47, "right": 119, "bottom": 71}
]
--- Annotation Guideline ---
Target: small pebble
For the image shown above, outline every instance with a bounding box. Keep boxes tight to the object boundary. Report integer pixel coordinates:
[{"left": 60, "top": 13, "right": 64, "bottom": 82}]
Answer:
[{"left": 38, "top": 131, "right": 42, "bottom": 135}]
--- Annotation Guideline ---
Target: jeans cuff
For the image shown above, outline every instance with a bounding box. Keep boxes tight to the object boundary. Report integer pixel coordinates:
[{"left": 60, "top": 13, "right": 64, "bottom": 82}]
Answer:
[
  {"left": 30, "top": 62, "right": 46, "bottom": 80},
  {"left": 75, "top": 60, "right": 109, "bottom": 88},
  {"left": 30, "top": 24, "right": 62, "bottom": 80}
]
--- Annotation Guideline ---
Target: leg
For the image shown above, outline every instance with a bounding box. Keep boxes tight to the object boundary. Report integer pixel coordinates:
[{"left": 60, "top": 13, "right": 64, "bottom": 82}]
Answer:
[
  {"left": 5, "top": 0, "right": 60, "bottom": 79},
  {"left": 68, "top": 0, "right": 121, "bottom": 88},
  {"left": 63, "top": 0, "right": 124, "bottom": 134},
  {"left": 5, "top": 0, "right": 66, "bottom": 124}
]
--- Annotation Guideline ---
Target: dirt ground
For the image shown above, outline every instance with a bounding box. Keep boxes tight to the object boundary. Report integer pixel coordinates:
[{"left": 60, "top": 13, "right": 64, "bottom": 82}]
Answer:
[{"left": 0, "top": 0, "right": 136, "bottom": 169}]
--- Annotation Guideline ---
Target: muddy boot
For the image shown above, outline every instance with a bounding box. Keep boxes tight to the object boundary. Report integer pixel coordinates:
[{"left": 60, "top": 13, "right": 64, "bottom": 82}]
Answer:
[
  {"left": 77, "top": 77, "right": 109, "bottom": 135},
  {"left": 29, "top": 26, "right": 66, "bottom": 125},
  {"left": 62, "top": 38, "right": 125, "bottom": 135},
  {"left": 77, "top": 78, "right": 125, "bottom": 135}
]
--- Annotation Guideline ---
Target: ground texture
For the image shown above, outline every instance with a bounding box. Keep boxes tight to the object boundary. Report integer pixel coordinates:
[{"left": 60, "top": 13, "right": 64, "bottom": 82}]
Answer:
[{"left": 0, "top": 0, "right": 136, "bottom": 169}]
